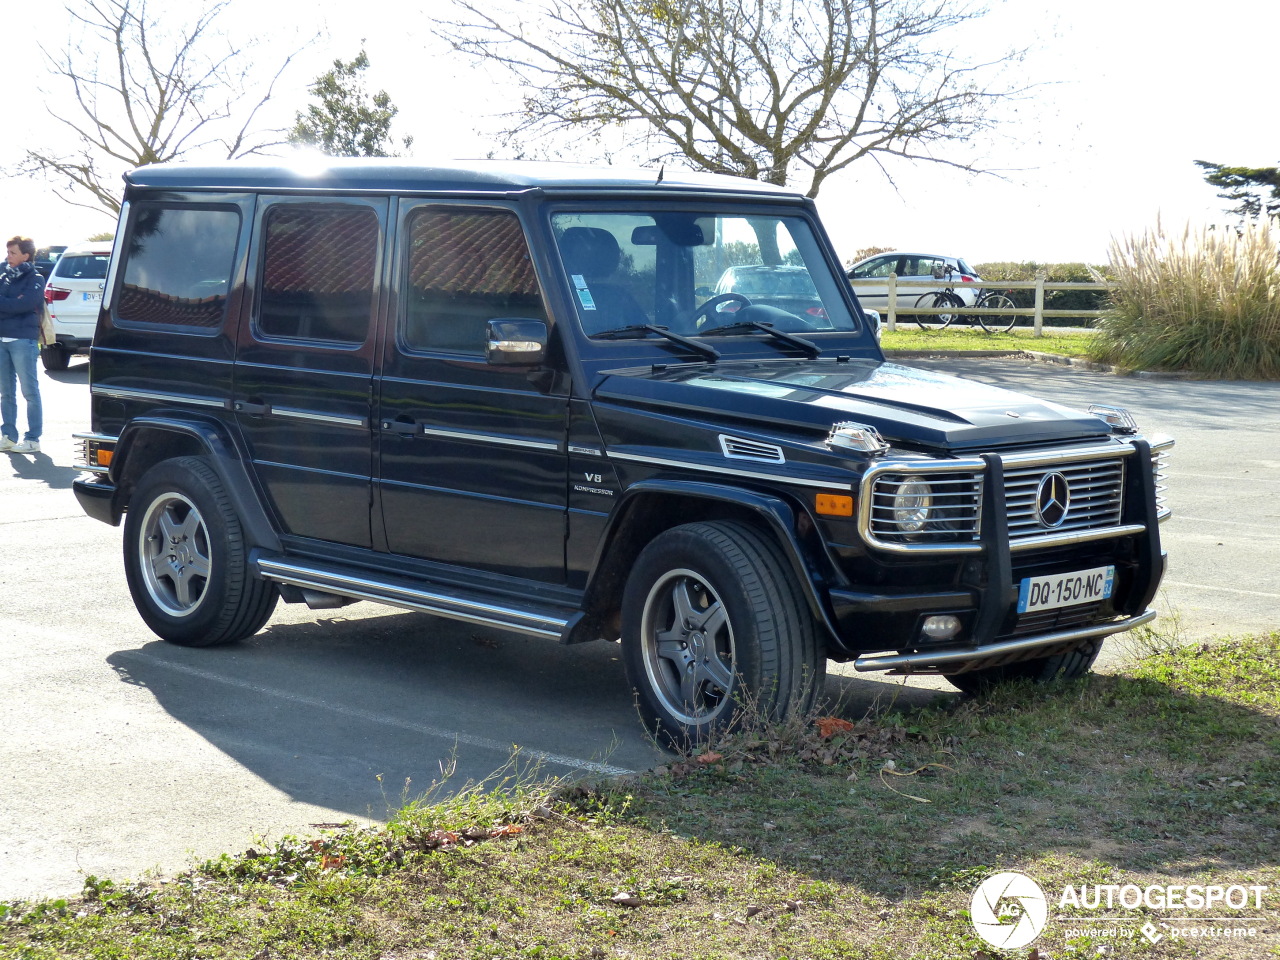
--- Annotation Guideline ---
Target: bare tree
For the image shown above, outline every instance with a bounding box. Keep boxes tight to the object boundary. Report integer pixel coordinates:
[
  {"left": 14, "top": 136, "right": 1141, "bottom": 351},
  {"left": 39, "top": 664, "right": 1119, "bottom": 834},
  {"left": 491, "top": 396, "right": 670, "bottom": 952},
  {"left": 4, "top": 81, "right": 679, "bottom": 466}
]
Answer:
[
  {"left": 21, "top": 0, "right": 305, "bottom": 215},
  {"left": 440, "top": 0, "right": 1026, "bottom": 198}
]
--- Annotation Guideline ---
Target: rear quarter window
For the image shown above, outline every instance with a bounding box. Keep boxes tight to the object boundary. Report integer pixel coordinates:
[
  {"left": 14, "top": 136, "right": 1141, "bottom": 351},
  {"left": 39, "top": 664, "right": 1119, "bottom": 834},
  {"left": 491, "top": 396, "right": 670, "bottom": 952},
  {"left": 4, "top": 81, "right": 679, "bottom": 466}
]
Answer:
[{"left": 117, "top": 205, "right": 241, "bottom": 331}]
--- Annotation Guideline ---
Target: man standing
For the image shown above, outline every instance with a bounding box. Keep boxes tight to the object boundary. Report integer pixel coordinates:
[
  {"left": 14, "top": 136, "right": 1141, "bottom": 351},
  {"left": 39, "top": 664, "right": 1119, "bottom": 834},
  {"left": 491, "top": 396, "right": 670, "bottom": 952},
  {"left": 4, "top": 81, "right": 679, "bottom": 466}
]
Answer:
[{"left": 0, "top": 236, "right": 44, "bottom": 454}]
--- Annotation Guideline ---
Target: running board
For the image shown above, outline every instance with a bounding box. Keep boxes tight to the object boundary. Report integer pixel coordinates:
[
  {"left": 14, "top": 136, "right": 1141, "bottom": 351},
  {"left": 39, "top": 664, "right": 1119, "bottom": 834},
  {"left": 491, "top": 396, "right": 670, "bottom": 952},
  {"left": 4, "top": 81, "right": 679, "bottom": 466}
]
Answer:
[
  {"left": 255, "top": 555, "right": 579, "bottom": 642},
  {"left": 852, "top": 608, "right": 1158, "bottom": 674}
]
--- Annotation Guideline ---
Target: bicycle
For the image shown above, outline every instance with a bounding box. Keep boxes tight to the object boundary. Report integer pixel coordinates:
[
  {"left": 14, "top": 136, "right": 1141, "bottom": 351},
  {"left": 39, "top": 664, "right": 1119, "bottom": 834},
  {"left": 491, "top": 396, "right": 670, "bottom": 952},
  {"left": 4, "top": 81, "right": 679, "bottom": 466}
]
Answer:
[{"left": 911, "top": 265, "right": 1019, "bottom": 333}]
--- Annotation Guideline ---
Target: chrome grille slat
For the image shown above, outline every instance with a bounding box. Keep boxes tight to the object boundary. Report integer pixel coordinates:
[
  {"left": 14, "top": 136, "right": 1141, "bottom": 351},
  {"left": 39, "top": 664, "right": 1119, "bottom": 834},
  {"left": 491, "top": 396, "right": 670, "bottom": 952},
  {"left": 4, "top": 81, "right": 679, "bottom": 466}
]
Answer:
[{"left": 1003, "top": 458, "right": 1124, "bottom": 543}]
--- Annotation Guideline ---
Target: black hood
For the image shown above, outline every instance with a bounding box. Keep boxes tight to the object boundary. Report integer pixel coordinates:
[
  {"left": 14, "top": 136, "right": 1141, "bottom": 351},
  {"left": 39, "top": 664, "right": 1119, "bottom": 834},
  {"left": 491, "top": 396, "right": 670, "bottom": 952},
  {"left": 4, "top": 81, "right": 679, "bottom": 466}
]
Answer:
[{"left": 594, "top": 358, "right": 1111, "bottom": 451}]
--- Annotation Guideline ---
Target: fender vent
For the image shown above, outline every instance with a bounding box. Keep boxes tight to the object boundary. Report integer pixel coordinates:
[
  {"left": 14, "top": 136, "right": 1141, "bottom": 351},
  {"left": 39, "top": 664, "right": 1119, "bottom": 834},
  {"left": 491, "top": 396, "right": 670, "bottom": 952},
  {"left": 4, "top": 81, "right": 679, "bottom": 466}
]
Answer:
[{"left": 719, "top": 435, "right": 785, "bottom": 464}]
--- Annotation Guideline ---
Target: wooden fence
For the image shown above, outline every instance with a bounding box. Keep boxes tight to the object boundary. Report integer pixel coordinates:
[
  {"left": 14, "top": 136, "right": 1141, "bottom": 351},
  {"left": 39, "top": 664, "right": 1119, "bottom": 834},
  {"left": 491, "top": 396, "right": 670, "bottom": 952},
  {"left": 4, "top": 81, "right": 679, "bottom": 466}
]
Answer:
[{"left": 858, "top": 275, "right": 1114, "bottom": 335}]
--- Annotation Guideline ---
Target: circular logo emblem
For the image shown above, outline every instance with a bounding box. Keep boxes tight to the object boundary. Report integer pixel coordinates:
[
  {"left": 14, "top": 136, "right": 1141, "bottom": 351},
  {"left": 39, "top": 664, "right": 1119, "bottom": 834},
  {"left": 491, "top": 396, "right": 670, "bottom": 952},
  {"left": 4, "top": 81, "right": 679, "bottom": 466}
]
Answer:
[
  {"left": 1034, "top": 472, "right": 1071, "bottom": 528},
  {"left": 971, "top": 871, "right": 1049, "bottom": 949}
]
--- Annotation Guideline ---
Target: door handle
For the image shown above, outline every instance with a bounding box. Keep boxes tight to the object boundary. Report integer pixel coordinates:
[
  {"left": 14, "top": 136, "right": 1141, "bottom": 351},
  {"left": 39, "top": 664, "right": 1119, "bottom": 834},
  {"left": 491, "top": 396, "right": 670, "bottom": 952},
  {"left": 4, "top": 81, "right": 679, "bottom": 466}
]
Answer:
[
  {"left": 382, "top": 417, "right": 420, "bottom": 436},
  {"left": 234, "top": 398, "right": 268, "bottom": 416}
]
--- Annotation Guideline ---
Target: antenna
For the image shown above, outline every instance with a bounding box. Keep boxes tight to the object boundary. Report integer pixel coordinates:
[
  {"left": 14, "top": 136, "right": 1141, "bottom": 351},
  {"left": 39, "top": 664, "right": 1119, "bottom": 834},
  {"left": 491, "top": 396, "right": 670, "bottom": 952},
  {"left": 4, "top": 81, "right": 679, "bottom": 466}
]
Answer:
[{"left": 656, "top": 164, "right": 665, "bottom": 184}]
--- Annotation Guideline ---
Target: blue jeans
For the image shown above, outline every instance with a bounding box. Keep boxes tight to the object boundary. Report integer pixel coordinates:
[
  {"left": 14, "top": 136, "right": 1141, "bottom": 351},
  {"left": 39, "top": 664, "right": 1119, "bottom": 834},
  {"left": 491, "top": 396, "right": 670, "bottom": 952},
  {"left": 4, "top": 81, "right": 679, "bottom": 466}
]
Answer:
[{"left": 0, "top": 338, "right": 42, "bottom": 443}]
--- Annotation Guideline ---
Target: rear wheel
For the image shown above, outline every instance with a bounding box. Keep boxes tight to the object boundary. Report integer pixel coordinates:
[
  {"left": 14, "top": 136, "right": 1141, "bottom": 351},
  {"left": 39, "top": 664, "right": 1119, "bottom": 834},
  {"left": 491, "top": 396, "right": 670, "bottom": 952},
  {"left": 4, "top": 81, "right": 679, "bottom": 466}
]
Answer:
[
  {"left": 943, "top": 639, "right": 1102, "bottom": 695},
  {"left": 621, "top": 521, "right": 825, "bottom": 749},
  {"left": 976, "top": 293, "right": 1018, "bottom": 333},
  {"left": 123, "top": 456, "right": 277, "bottom": 646},
  {"left": 40, "top": 343, "right": 69, "bottom": 371}
]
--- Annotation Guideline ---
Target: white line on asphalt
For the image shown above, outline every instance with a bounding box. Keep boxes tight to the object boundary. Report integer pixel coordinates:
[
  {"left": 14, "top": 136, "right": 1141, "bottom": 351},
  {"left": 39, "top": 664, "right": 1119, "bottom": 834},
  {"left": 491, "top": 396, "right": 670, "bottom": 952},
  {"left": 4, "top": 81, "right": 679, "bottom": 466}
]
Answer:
[
  {"left": 1174, "top": 515, "right": 1280, "bottom": 528},
  {"left": 118, "top": 652, "right": 636, "bottom": 777},
  {"left": 1164, "top": 580, "right": 1280, "bottom": 599},
  {"left": 1173, "top": 473, "right": 1280, "bottom": 484}
]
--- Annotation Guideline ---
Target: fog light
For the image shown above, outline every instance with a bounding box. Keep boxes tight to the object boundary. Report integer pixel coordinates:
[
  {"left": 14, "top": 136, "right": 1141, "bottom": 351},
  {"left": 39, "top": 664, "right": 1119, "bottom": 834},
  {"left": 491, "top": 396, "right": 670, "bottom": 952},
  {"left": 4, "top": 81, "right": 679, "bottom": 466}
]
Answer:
[{"left": 921, "top": 615, "right": 962, "bottom": 641}]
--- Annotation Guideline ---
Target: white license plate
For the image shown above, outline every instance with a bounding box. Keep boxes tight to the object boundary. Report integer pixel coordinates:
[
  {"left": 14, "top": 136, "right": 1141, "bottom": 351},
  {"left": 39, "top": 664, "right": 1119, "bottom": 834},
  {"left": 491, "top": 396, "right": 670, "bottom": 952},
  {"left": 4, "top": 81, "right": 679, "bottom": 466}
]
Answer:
[
  {"left": 82, "top": 291, "right": 102, "bottom": 302},
  {"left": 1017, "top": 565, "right": 1115, "bottom": 613}
]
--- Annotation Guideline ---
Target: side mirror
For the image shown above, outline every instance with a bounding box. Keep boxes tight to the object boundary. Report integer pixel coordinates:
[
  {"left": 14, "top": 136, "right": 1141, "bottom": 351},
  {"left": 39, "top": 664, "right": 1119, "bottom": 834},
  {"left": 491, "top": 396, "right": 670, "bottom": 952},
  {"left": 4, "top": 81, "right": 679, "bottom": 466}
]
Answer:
[{"left": 486, "top": 318, "right": 547, "bottom": 366}]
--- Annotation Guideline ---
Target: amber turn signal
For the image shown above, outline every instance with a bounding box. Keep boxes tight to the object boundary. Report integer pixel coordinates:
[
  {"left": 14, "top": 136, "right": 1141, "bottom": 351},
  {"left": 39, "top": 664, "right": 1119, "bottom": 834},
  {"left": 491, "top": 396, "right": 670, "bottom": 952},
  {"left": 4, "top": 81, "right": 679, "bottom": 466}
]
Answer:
[{"left": 815, "top": 493, "right": 853, "bottom": 517}]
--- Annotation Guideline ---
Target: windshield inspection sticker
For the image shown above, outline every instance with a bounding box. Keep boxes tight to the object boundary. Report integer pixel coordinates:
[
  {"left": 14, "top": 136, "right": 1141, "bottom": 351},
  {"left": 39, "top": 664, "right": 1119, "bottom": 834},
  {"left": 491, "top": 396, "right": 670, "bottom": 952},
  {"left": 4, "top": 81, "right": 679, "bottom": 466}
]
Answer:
[{"left": 572, "top": 274, "right": 597, "bottom": 310}]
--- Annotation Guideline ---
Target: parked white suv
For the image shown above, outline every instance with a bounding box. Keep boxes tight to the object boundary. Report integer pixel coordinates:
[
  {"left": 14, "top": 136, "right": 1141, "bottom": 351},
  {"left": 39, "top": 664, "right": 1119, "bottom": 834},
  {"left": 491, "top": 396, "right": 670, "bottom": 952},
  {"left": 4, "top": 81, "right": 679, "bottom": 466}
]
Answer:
[{"left": 43, "top": 240, "right": 112, "bottom": 370}]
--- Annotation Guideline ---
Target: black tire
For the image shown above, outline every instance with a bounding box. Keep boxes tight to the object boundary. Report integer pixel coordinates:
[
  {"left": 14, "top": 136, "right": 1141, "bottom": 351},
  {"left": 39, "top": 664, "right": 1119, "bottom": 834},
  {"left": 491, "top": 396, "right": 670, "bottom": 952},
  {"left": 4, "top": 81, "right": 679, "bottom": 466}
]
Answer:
[
  {"left": 40, "top": 344, "right": 69, "bottom": 372},
  {"left": 621, "top": 521, "right": 825, "bottom": 749},
  {"left": 912, "top": 292, "right": 961, "bottom": 330},
  {"left": 911, "top": 292, "right": 939, "bottom": 330},
  {"left": 976, "top": 293, "right": 1018, "bottom": 334},
  {"left": 942, "top": 638, "right": 1103, "bottom": 695},
  {"left": 123, "top": 456, "right": 277, "bottom": 646}
]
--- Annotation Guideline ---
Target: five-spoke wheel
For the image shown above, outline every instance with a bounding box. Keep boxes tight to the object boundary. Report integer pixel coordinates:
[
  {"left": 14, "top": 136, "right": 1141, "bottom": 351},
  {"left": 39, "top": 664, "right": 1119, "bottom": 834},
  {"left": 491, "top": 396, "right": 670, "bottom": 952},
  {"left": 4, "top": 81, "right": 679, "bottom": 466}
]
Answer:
[
  {"left": 123, "top": 456, "right": 277, "bottom": 646},
  {"left": 622, "top": 521, "right": 824, "bottom": 747}
]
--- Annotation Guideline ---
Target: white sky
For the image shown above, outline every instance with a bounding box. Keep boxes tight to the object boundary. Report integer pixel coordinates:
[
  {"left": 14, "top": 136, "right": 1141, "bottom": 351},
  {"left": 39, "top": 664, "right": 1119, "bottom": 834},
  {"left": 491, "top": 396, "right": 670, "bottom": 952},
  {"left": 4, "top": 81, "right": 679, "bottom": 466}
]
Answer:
[{"left": 5, "top": 0, "right": 1275, "bottom": 266}]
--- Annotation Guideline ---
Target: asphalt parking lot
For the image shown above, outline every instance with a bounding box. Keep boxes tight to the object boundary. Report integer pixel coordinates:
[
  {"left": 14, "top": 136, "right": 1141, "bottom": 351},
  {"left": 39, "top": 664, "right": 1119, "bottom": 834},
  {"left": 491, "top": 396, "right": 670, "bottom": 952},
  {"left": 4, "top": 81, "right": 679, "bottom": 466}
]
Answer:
[{"left": 1, "top": 355, "right": 1275, "bottom": 902}]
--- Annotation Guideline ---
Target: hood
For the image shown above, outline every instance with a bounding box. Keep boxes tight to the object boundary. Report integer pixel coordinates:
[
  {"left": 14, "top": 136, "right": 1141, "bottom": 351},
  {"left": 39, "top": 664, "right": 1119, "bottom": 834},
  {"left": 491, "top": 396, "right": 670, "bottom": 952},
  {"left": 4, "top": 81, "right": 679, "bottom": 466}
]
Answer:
[{"left": 594, "top": 358, "right": 1111, "bottom": 451}]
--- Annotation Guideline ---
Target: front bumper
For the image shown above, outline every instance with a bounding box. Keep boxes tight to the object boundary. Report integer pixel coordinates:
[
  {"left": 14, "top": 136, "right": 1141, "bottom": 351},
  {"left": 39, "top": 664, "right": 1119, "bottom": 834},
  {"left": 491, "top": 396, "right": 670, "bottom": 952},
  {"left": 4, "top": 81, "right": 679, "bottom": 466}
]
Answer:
[{"left": 852, "top": 607, "right": 1157, "bottom": 674}]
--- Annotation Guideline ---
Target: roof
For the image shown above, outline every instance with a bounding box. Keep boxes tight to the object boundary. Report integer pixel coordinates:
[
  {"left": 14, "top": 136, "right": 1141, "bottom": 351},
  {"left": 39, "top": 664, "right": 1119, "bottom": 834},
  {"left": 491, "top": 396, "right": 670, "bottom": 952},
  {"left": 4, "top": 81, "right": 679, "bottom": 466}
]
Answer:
[{"left": 123, "top": 157, "right": 800, "bottom": 199}]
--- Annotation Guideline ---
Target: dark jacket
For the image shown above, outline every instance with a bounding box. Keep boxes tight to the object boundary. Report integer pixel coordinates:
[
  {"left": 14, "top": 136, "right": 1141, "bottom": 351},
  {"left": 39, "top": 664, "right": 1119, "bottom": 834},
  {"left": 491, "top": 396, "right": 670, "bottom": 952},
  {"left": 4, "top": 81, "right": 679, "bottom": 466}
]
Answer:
[{"left": 0, "top": 261, "right": 46, "bottom": 341}]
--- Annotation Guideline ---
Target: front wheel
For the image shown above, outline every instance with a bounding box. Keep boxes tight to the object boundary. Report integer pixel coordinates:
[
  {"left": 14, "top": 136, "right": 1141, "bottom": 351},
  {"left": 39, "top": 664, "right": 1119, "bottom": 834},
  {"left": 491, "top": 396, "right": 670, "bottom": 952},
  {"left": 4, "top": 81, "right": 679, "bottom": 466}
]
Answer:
[
  {"left": 976, "top": 293, "right": 1019, "bottom": 333},
  {"left": 123, "top": 456, "right": 277, "bottom": 646},
  {"left": 621, "top": 521, "right": 825, "bottom": 749},
  {"left": 942, "top": 639, "right": 1102, "bottom": 695}
]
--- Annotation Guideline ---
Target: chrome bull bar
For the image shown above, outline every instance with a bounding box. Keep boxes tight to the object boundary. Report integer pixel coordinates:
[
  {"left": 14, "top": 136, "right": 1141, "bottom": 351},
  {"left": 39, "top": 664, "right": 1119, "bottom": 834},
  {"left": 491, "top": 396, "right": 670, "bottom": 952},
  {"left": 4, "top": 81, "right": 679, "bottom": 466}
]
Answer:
[{"left": 852, "top": 608, "right": 1158, "bottom": 674}]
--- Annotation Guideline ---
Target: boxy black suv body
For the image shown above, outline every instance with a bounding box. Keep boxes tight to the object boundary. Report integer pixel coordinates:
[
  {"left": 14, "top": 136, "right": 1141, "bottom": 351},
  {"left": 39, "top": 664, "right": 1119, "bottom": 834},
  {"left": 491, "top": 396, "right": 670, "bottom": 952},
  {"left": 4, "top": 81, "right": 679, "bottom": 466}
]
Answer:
[{"left": 74, "top": 159, "right": 1172, "bottom": 745}]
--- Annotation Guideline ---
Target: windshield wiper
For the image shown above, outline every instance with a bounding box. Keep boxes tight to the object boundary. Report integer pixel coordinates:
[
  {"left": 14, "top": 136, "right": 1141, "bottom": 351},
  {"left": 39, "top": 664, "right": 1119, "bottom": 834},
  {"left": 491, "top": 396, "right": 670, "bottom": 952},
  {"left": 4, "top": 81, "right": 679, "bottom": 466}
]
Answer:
[
  {"left": 698, "top": 320, "right": 821, "bottom": 359},
  {"left": 593, "top": 323, "right": 720, "bottom": 363}
]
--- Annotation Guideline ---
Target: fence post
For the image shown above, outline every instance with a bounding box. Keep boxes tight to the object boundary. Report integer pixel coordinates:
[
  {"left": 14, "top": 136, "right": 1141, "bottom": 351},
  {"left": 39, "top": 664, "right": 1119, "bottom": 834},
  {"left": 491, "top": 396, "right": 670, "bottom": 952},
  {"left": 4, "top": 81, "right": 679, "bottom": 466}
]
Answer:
[
  {"left": 1033, "top": 271, "right": 1046, "bottom": 336},
  {"left": 887, "top": 273, "right": 897, "bottom": 331}
]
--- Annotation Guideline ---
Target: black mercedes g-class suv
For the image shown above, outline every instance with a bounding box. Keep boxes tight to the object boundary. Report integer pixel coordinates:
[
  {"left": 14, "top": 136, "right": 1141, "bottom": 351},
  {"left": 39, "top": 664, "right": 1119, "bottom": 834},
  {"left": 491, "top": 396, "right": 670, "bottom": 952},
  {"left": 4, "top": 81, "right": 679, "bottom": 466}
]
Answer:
[{"left": 74, "top": 159, "right": 1171, "bottom": 746}]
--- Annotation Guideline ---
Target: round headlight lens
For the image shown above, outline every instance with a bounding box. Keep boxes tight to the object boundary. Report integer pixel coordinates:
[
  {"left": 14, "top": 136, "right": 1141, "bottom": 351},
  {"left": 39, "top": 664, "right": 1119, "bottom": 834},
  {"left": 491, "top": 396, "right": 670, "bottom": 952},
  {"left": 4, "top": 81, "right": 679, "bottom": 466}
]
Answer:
[{"left": 892, "top": 477, "right": 933, "bottom": 534}]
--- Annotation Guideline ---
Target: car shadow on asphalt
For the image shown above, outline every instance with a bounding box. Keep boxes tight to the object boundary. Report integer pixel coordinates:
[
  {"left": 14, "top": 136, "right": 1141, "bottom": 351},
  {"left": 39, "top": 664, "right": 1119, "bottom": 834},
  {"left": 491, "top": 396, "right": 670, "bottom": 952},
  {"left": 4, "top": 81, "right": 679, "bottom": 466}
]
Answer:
[{"left": 102, "top": 608, "right": 958, "bottom": 823}]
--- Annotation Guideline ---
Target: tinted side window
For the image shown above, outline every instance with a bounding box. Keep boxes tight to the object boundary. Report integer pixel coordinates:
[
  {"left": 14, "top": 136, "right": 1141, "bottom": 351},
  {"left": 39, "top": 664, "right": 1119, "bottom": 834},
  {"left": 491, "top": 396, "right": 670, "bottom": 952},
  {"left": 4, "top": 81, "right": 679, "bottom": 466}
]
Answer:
[
  {"left": 258, "top": 204, "right": 379, "bottom": 345},
  {"left": 403, "top": 208, "right": 545, "bottom": 354},
  {"left": 118, "top": 205, "right": 240, "bottom": 330}
]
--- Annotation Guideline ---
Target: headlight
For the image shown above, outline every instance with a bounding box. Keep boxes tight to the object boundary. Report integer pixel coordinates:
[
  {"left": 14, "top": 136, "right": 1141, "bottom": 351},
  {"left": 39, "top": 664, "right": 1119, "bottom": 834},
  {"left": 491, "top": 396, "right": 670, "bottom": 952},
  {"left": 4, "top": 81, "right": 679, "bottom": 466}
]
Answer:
[{"left": 892, "top": 476, "right": 933, "bottom": 534}]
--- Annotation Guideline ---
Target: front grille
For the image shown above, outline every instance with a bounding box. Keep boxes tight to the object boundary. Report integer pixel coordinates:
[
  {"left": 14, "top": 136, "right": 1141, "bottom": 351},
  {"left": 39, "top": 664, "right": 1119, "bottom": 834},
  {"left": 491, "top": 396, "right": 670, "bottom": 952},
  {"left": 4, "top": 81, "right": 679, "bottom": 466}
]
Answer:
[
  {"left": 858, "top": 442, "right": 1160, "bottom": 554},
  {"left": 1004, "top": 458, "right": 1125, "bottom": 542},
  {"left": 1006, "top": 602, "right": 1104, "bottom": 638},
  {"left": 1152, "top": 440, "right": 1173, "bottom": 520}
]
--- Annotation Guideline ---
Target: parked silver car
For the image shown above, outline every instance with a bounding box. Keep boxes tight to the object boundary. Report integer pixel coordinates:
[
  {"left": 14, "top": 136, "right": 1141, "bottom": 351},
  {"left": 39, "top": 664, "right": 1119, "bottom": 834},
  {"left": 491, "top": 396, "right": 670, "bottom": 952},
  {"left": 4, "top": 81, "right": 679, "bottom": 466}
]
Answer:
[{"left": 847, "top": 251, "right": 983, "bottom": 310}]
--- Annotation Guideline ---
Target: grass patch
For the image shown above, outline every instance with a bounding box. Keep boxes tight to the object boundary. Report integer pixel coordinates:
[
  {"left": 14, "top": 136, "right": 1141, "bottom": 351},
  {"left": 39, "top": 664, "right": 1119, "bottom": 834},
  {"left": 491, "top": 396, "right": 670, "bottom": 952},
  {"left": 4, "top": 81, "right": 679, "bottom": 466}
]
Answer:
[
  {"left": 4, "top": 634, "right": 1278, "bottom": 958},
  {"left": 880, "top": 325, "right": 1099, "bottom": 358}
]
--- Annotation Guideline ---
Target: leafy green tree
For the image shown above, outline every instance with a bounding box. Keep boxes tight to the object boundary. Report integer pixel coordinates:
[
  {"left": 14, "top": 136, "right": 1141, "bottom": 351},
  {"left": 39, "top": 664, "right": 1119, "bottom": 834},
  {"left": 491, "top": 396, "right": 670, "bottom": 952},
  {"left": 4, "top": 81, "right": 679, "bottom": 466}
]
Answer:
[
  {"left": 1195, "top": 160, "right": 1280, "bottom": 221},
  {"left": 289, "top": 49, "right": 413, "bottom": 157}
]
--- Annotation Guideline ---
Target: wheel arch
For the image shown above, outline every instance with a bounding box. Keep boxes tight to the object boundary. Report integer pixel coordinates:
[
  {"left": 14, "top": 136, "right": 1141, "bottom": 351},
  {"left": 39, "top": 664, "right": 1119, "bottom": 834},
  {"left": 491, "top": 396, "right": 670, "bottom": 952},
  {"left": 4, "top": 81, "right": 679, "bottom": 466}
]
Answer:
[
  {"left": 110, "top": 417, "right": 282, "bottom": 553},
  {"left": 570, "top": 479, "right": 842, "bottom": 646}
]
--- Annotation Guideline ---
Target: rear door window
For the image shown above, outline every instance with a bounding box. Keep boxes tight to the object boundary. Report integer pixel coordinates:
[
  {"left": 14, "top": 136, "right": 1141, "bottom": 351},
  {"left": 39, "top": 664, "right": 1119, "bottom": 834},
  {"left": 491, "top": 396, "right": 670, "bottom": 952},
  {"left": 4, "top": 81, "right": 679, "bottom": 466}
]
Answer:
[{"left": 257, "top": 204, "right": 379, "bottom": 345}]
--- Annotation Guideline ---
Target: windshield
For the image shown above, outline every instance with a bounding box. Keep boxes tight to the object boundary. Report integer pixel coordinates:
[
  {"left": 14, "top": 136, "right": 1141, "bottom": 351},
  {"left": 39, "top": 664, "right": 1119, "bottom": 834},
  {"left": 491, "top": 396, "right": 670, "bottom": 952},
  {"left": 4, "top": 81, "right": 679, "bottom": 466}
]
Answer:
[{"left": 550, "top": 211, "right": 863, "bottom": 339}]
